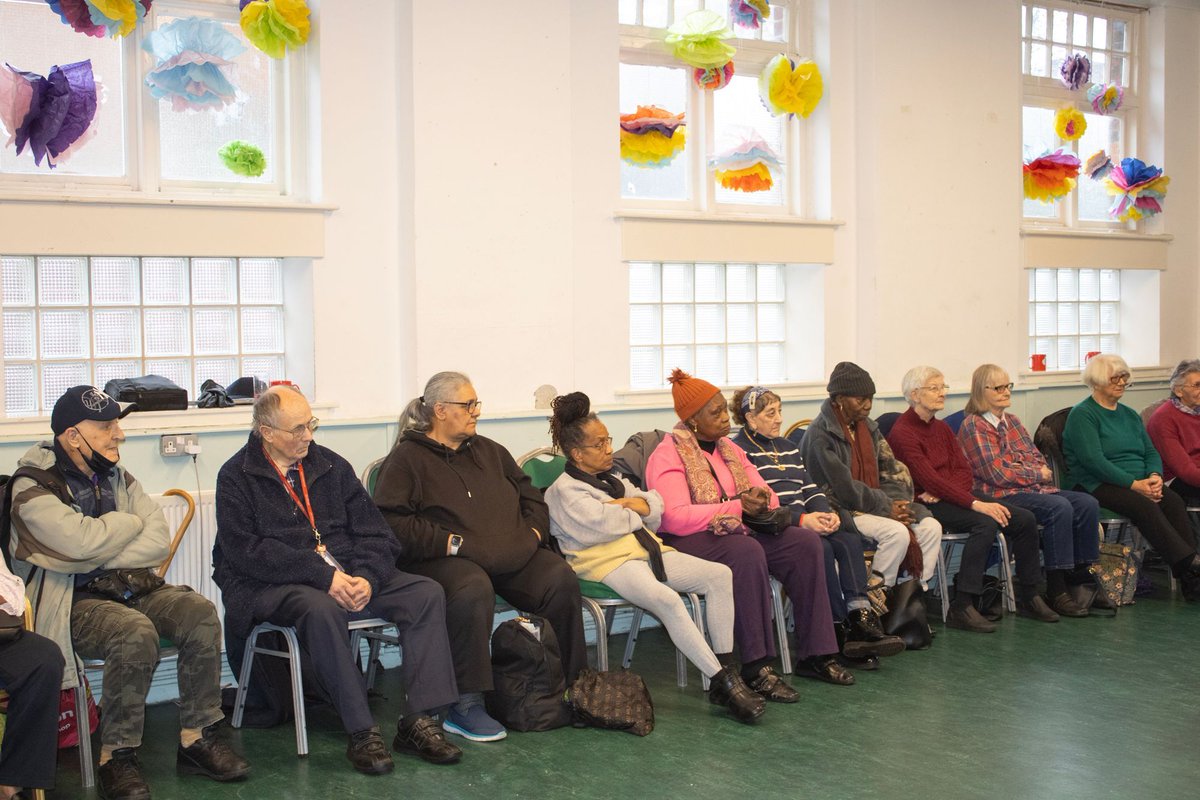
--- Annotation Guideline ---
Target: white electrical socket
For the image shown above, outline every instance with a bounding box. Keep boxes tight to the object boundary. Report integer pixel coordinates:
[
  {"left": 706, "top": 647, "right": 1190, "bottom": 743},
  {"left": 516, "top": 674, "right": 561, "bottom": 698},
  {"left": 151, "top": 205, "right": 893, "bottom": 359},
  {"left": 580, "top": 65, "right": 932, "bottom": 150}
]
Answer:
[{"left": 160, "top": 433, "right": 200, "bottom": 457}]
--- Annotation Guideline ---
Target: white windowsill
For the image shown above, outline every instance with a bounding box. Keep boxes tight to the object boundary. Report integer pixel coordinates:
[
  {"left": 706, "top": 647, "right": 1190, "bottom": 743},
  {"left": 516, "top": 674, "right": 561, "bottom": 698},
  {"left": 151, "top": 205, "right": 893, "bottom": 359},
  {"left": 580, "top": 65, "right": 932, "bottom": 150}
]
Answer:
[
  {"left": 616, "top": 209, "right": 845, "bottom": 227},
  {"left": 1021, "top": 227, "right": 1173, "bottom": 243},
  {"left": 0, "top": 190, "right": 337, "bottom": 213}
]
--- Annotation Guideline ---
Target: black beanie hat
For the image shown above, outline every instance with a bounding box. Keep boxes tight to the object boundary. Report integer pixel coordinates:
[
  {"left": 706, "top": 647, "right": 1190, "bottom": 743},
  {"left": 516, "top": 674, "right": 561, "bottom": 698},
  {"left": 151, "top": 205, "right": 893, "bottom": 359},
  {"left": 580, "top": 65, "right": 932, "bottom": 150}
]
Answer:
[{"left": 826, "top": 362, "right": 876, "bottom": 397}]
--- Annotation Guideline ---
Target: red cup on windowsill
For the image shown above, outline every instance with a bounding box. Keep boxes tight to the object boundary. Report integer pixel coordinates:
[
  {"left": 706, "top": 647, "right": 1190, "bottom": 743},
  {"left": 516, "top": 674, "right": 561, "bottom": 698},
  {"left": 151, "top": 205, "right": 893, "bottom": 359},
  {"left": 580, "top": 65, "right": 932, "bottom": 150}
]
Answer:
[{"left": 1030, "top": 354, "right": 1047, "bottom": 372}]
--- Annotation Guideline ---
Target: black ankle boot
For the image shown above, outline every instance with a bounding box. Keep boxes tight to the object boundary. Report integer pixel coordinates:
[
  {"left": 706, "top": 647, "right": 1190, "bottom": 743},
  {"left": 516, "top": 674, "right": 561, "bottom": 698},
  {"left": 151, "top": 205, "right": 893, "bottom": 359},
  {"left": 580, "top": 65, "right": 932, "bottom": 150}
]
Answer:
[{"left": 707, "top": 665, "right": 766, "bottom": 723}]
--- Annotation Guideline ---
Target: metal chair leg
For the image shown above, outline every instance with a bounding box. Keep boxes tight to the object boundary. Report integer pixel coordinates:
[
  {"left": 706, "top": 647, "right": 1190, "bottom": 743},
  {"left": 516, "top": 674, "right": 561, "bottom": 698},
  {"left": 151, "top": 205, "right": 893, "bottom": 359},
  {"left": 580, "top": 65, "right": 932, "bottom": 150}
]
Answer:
[
  {"left": 685, "top": 592, "right": 710, "bottom": 691},
  {"left": 75, "top": 672, "right": 95, "bottom": 789},
  {"left": 580, "top": 597, "right": 608, "bottom": 671},
  {"left": 621, "top": 608, "right": 645, "bottom": 669},
  {"left": 997, "top": 532, "right": 1017, "bottom": 612},
  {"left": 769, "top": 578, "right": 792, "bottom": 675},
  {"left": 936, "top": 543, "right": 951, "bottom": 622}
]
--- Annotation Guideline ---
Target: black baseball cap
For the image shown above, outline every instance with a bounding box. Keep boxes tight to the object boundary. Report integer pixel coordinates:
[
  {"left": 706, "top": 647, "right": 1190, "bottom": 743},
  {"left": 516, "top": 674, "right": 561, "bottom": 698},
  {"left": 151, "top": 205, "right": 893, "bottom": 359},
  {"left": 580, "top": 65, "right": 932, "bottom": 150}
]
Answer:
[{"left": 51, "top": 386, "right": 136, "bottom": 436}]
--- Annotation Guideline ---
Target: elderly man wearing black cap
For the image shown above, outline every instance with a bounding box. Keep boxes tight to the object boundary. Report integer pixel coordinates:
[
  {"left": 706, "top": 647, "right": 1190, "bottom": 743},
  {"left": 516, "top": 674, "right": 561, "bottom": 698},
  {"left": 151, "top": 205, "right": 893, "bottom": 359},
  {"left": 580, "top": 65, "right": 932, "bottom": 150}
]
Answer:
[
  {"left": 7, "top": 386, "right": 249, "bottom": 800},
  {"left": 800, "top": 363, "right": 943, "bottom": 596}
]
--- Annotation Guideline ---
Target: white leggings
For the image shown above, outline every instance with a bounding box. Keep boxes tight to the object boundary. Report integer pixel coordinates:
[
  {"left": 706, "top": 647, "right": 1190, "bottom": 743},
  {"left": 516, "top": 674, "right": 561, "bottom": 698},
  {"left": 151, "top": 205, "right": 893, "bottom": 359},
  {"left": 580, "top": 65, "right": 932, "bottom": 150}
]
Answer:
[
  {"left": 853, "top": 514, "right": 943, "bottom": 587},
  {"left": 601, "top": 551, "right": 734, "bottom": 678}
]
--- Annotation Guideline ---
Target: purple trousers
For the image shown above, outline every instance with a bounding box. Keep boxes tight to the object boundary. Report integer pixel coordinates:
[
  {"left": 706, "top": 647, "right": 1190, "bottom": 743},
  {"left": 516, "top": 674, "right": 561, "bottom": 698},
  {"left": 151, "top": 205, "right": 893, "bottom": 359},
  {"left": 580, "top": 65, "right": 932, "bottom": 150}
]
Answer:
[{"left": 661, "top": 526, "right": 837, "bottom": 662}]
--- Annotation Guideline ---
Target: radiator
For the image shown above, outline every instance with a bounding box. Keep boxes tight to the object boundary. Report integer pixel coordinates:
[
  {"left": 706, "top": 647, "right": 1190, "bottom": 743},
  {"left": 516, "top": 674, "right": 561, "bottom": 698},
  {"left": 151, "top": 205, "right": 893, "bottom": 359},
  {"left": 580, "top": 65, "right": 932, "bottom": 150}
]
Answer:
[{"left": 154, "top": 489, "right": 225, "bottom": 626}]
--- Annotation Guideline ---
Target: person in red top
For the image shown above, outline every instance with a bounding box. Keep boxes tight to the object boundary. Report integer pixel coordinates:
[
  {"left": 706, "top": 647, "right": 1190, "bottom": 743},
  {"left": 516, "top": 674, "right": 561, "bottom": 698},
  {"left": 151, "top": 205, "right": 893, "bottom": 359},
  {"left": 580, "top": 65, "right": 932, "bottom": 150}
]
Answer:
[
  {"left": 1147, "top": 359, "right": 1200, "bottom": 507},
  {"left": 885, "top": 366, "right": 1049, "bottom": 633}
]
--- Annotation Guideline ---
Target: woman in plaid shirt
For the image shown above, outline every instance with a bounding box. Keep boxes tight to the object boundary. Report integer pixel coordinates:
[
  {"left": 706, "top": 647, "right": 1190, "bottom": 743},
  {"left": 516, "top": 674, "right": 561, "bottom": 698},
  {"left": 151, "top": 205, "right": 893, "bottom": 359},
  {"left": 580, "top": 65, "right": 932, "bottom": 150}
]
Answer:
[{"left": 957, "top": 364, "right": 1102, "bottom": 618}]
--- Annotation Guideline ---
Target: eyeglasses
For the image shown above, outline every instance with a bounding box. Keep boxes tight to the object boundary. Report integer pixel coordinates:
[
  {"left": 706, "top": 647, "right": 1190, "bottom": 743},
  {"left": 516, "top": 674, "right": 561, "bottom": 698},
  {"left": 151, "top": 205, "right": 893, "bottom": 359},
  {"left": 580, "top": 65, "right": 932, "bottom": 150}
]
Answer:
[
  {"left": 442, "top": 399, "right": 483, "bottom": 413},
  {"left": 1109, "top": 374, "right": 1133, "bottom": 387},
  {"left": 986, "top": 383, "right": 1015, "bottom": 393},
  {"left": 580, "top": 437, "right": 613, "bottom": 451},
  {"left": 921, "top": 384, "right": 949, "bottom": 394},
  {"left": 269, "top": 417, "right": 319, "bottom": 437}
]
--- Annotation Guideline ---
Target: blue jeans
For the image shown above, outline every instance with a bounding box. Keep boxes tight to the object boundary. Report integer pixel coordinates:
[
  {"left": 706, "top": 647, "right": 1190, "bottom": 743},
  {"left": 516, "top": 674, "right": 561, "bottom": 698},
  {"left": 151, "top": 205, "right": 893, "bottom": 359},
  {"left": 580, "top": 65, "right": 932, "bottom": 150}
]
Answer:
[{"left": 1004, "top": 490, "right": 1100, "bottom": 570}]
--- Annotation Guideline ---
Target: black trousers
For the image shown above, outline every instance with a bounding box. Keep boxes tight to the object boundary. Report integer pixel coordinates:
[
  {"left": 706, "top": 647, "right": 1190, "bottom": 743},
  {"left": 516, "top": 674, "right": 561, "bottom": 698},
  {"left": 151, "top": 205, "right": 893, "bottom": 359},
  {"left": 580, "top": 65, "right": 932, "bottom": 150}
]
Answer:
[
  {"left": 405, "top": 549, "right": 587, "bottom": 694},
  {"left": 1168, "top": 477, "right": 1200, "bottom": 507},
  {"left": 1088, "top": 483, "right": 1197, "bottom": 568},
  {"left": 0, "top": 630, "right": 65, "bottom": 789},
  {"left": 927, "top": 496, "right": 1042, "bottom": 598},
  {"left": 251, "top": 571, "right": 458, "bottom": 734}
]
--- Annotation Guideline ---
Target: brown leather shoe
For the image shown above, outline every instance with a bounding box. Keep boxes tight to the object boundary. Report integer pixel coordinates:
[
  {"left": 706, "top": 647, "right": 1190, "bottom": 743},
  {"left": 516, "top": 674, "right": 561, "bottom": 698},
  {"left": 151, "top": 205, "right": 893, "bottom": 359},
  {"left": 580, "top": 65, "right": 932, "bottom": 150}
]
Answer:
[
  {"left": 347, "top": 728, "right": 394, "bottom": 775},
  {"left": 708, "top": 665, "right": 766, "bottom": 723},
  {"left": 794, "top": 655, "right": 855, "bottom": 686},
  {"left": 393, "top": 715, "right": 462, "bottom": 765},
  {"left": 1050, "top": 592, "right": 1090, "bottom": 618},
  {"left": 1016, "top": 594, "right": 1060, "bottom": 622},
  {"left": 177, "top": 723, "right": 250, "bottom": 782},
  {"left": 946, "top": 604, "right": 997, "bottom": 633},
  {"left": 745, "top": 665, "right": 799, "bottom": 703}
]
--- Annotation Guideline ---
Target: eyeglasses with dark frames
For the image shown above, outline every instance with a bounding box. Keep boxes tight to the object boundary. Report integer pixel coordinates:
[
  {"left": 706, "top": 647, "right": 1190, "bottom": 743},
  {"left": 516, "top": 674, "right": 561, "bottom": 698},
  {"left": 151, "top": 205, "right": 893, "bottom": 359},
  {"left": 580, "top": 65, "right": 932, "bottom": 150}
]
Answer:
[{"left": 442, "top": 399, "right": 483, "bottom": 413}]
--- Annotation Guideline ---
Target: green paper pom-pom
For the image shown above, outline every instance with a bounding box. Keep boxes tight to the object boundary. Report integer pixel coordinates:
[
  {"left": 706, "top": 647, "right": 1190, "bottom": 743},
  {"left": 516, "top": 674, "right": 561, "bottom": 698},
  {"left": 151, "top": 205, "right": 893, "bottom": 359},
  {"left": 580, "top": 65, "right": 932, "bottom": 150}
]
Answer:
[{"left": 219, "top": 140, "right": 266, "bottom": 177}]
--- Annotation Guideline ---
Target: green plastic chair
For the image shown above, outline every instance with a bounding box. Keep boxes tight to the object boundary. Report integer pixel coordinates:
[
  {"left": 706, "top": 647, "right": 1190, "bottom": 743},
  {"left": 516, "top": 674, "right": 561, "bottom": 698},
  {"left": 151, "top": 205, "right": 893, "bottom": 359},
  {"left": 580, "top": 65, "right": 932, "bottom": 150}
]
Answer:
[
  {"left": 517, "top": 447, "right": 567, "bottom": 490},
  {"left": 361, "top": 456, "right": 386, "bottom": 495}
]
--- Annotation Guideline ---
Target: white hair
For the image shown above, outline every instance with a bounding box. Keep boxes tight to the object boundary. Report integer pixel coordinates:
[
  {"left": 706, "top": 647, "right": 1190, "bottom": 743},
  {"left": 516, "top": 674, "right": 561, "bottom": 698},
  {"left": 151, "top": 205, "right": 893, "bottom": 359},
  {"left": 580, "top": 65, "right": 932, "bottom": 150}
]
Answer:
[
  {"left": 1082, "top": 353, "right": 1129, "bottom": 389},
  {"left": 900, "top": 365, "right": 943, "bottom": 407},
  {"left": 1169, "top": 359, "right": 1200, "bottom": 391}
]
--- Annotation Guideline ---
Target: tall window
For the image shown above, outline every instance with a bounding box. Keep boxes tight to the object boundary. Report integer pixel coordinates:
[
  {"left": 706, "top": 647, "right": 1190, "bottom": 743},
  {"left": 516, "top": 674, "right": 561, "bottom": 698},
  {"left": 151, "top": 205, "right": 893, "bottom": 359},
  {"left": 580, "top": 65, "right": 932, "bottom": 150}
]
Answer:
[
  {"left": 0, "top": 0, "right": 297, "bottom": 195},
  {"left": 2, "top": 255, "right": 286, "bottom": 416},
  {"left": 1021, "top": 2, "right": 1140, "bottom": 227},
  {"left": 619, "top": 1, "right": 811, "bottom": 215}
]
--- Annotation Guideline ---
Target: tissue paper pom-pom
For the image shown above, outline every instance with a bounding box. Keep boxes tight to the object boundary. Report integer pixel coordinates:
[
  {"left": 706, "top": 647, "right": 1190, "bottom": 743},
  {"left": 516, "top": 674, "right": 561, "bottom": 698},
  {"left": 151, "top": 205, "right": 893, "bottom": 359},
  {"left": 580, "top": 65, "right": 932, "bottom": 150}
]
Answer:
[
  {"left": 709, "top": 133, "right": 781, "bottom": 192},
  {"left": 1084, "top": 150, "right": 1112, "bottom": 180},
  {"left": 1054, "top": 106, "right": 1086, "bottom": 141},
  {"left": 45, "top": 0, "right": 105, "bottom": 37},
  {"left": 694, "top": 62, "right": 734, "bottom": 90},
  {"left": 621, "top": 106, "right": 687, "bottom": 168},
  {"left": 45, "top": 0, "right": 151, "bottom": 38},
  {"left": 143, "top": 17, "right": 245, "bottom": 111},
  {"left": 1060, "top": 52, "right": 1091, "bottom": 90},
  {"left": 1087, "top": 82, "right": 1123, "bottom": 115},
  {"left": 1105, "top": 157, "right": 1169, "bottom": 221},
  {"left": 665, "top": 10, "right": 736, "bottom": 70},
  {"left": 0, "top": 60, "right": 99, "bottom": 168},
  {"left": 758, "top": 54, "right": 823, "bottom": 119},
  {"left": 1023, "top": 148, "right": 1080, "bottom": 203},
  {"left": 240, "top": 0, "right": 312, "bottom": 59},
  {"left": 219, "top": 140, "right": 266, "bottom": 176},
  {"left": 729, "top": 0, "right": 770, "bottom": 29}
]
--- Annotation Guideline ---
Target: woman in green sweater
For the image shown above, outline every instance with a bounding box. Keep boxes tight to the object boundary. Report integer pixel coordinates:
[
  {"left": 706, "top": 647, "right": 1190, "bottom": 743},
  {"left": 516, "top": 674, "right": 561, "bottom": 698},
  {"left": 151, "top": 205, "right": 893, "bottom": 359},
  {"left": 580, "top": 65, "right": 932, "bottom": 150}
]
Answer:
[{"left": 1063, "top": 354, "right": 1200, "bottom": 599}]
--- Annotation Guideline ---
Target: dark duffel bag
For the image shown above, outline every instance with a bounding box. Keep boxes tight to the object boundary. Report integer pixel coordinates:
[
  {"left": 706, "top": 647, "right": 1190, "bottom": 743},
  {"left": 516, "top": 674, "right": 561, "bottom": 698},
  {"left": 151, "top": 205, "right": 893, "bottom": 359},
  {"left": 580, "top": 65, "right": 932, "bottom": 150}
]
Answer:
[
  {"left": 485, "top": 615, "right": 572, "bottom": 732},
  {"left": 104, "top": 375, "right": 189, "bottom": 411}
]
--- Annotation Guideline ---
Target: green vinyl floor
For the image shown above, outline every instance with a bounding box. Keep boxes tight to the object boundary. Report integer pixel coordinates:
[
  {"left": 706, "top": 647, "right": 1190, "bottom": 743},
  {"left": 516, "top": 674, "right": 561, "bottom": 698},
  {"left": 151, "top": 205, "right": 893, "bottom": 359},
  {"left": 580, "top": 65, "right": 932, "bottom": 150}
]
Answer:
[{"left": 45, "top": 579, "right": 1200, "bottom": 800}]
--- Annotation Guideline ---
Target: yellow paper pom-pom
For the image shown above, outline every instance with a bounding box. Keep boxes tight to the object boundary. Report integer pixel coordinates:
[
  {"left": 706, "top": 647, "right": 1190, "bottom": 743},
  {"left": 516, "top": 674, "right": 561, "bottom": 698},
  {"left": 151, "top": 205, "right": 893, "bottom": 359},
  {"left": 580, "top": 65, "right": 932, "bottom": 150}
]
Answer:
[
  {"left": 241, "top": 0, "right": 312, "bottom": 59},
  {"left": 759, "top": 54, "right": 824, "bottom": 119},
  {"left": 1054, "top": 105, "right": 1087, "bottom": 141},
  {"left": 716, "top": 163, "right": 774, "bottom": 192},
  {"left": 621, "top": 128, "right": 688, "bottom": 168}
]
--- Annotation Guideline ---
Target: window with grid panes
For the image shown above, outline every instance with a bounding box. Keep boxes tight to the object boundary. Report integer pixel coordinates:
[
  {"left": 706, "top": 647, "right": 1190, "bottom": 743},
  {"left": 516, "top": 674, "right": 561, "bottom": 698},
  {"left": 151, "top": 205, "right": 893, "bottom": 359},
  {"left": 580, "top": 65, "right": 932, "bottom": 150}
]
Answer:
[
  {"left": 629, "top": 261, "right": 796, "bottom": 389},
  {"left": 619, "top": 1, "right": 807, "bottom": 214},
  {"left": 1, "top": 255, "right": 286, "bottom": 417},
  {"left": 1027, "top": 268, "right": 1121, "bottom": 372},
  {"left": 1021, "top": 2, "right": 1140, "bottom": 227},
  {"left": 0, "top": 0, "right": 289, "bottom": 192}
]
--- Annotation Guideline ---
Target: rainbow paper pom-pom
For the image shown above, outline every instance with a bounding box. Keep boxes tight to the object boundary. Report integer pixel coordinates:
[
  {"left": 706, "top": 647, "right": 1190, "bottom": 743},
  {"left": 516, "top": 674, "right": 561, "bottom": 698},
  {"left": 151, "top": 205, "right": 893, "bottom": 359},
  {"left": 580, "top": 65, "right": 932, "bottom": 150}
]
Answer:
[
  {"left": 1084, "top": 150, "right": 1113, "bottom": 181},
  {"left": 143, "top": 17, "right": 245, "bottom": 112},
  {"left": 239, "top": 0, "right": 311, "bottom": 59},
  {"left": 1023, "top": 148, "right": 1081, "bottom": 203},
  {"left": 729, "top": 0, "right": 770, "bottom": 30},
  {"left": 219, "top": 140, "right": 266, "bottom": 176},
  {"left": 759, "top": 54, "right": 823, "bottom": 119},
  {"left": 665, "top": 10, "right": 735, "bottom": 70},
  {"left": 1054, "top": 105, "right": 1087, "bottom": 141},
  {"left": 620, "top": 106, "right": 687, "bottom": 168},
  {"left": 45, "top": 0, "right": 152, "bottom": 38},
  {"left": 1087, "top": 83, "right": 1123, "bottom": 115},
  {"left": 694, "top": 62, "right": 734, "bottom": 90},
  {"left": 1105, "top": 157, "right": 1169, "bottom": 222},
  {"left": 0, "top": 60, "right": 99, "bottom": 169},
  {"left": 710, "top": 134, "right": 781, "bottom": 192}
]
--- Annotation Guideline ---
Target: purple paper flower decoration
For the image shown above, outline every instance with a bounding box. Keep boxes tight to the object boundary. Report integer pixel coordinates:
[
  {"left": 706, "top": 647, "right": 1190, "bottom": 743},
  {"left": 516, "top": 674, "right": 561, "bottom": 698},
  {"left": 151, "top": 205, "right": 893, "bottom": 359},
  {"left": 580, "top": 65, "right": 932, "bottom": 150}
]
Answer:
[{"left": 1060, "top": 53, "right": 1091, "bottom": 90}]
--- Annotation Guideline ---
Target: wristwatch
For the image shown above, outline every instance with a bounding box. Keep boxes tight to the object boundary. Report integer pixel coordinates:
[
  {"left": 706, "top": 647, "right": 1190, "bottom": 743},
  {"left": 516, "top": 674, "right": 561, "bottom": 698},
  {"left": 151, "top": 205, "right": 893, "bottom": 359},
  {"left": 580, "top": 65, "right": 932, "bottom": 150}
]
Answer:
[{"left": 449, "top": 534, "right": 464, "bottom": 556}]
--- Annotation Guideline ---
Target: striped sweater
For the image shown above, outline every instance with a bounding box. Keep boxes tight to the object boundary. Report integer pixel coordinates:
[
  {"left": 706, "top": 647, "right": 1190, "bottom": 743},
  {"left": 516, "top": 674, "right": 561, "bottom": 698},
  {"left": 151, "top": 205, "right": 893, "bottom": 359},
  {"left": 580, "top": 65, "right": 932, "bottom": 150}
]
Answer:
[{"left": 731, "top": 428, "right": 832, "bottom": 525}]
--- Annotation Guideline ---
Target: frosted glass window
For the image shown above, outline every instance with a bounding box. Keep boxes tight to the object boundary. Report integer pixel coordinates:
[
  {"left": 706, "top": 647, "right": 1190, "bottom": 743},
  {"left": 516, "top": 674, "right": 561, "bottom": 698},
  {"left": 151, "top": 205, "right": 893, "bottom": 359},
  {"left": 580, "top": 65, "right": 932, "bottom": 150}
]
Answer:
[
  {"left": 2, "top": 257, "right": 35, "bottom": 305},
  {"left": 92, "top": 258, "right": 140, "bottom": 306},
  {"left": 1027, "top": 268, "right": 1129, "bottom": 373},
  {"left": 38, "top": 258, "right": 88, "bottom": 306},
  {"left": 143, "top": 259, "right": 191, "bottom": 305},
  {"left": 1, "top": 254, "right": 289, "bottom": 414},
  {"left": 192, "top": 259, "right": 238, "bottom": 305},
  {"left": 628, "top": 261, "right": 792, "bottom": 389},
  {"left": 193, "top": 308, "right": 238, "bottom": 355}
]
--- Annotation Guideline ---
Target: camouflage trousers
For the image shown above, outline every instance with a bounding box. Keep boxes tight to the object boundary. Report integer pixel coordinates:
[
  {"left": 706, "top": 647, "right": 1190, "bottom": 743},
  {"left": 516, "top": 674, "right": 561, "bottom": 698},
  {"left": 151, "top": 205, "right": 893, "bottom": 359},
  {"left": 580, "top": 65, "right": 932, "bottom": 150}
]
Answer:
[{"left": 71, "top": 584, "right": 224, "bottom": 749}]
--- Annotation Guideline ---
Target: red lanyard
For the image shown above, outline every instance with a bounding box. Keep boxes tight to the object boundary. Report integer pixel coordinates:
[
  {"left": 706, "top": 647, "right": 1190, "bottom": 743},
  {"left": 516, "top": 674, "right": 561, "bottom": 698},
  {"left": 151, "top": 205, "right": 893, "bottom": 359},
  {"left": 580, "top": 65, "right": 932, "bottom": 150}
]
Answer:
[{"left": 264, "top": 446, "right": 324, "bottom": 551}]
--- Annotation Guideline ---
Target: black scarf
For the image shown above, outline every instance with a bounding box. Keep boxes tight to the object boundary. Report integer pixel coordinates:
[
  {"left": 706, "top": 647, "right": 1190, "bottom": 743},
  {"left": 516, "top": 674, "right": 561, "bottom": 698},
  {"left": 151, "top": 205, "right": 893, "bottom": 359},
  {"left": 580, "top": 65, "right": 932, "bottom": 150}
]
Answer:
[{"left": 564, "top": 462, "right": 667, "bottom": 582}]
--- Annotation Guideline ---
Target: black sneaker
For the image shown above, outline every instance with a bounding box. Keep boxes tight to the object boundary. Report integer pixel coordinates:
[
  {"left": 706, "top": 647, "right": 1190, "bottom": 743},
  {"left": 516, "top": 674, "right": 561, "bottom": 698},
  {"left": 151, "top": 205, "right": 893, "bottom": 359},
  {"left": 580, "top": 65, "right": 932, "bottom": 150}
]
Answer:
[
  {"left": 347, "top": 728, "right": 394, "bottom": 775},
  {"left": 393, "top": 715, "right": 462, "bottom": 765},
  {"left": 177, "top": 723, "right": 250, "bottom": 781},
  {"left": 98, "top": 748, "right": 151, "bottom": 800}
]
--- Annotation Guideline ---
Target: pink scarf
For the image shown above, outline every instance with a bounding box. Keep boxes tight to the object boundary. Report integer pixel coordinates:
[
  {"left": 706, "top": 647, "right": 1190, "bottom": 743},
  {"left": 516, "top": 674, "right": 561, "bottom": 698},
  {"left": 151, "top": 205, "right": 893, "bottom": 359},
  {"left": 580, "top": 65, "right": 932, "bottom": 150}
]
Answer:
[{"left": 671, "top": 422, "right": 752, "bottom": 536}]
